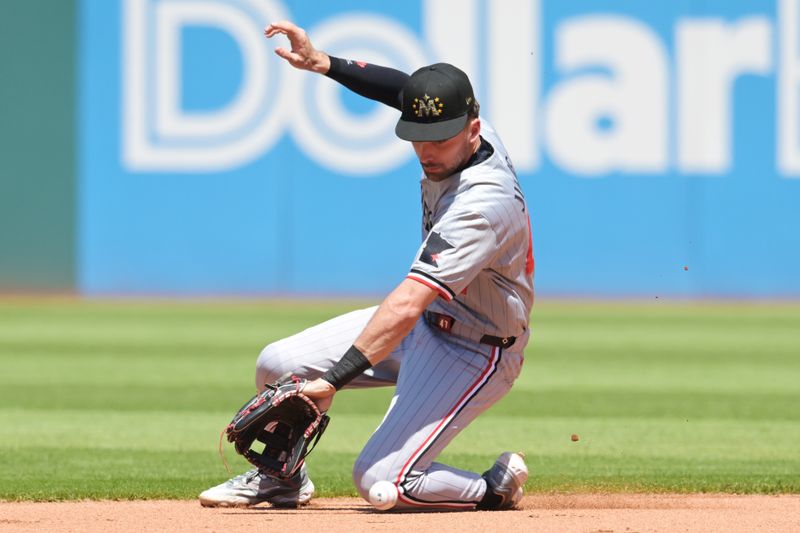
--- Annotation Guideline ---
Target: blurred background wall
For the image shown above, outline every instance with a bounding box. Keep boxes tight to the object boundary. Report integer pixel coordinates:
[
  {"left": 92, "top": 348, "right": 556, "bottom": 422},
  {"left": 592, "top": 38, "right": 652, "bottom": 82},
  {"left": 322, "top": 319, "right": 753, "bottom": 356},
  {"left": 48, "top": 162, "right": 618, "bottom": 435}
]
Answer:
[
  {"left": 2, "top": 0, "right": 799, "bottom": 297},
  {"left": 0, "top": 0, "right": 76, "bottom": 291}
]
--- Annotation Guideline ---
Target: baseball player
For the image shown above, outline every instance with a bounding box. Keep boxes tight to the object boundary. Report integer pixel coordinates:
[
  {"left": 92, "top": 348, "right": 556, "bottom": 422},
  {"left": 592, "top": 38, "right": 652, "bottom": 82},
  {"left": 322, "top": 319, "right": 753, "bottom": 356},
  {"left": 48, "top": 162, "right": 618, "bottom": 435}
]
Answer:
[{"left": 200, "top": 20, "right": 534, "bottom": 511}]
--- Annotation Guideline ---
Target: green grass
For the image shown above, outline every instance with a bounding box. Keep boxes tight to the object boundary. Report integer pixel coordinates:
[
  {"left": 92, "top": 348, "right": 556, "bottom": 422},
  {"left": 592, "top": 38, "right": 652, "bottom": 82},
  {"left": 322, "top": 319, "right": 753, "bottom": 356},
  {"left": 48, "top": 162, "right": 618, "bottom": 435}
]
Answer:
[{"left": 0, "top": 298, "right": 798, "bottom": 500}]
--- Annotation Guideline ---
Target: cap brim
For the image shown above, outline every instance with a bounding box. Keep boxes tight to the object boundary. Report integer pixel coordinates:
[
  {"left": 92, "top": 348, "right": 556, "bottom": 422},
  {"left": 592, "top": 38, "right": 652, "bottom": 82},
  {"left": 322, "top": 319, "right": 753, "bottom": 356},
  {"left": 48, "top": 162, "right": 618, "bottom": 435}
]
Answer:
[{"left": 395, "top": 114, "right": 468, "bottom": 142}]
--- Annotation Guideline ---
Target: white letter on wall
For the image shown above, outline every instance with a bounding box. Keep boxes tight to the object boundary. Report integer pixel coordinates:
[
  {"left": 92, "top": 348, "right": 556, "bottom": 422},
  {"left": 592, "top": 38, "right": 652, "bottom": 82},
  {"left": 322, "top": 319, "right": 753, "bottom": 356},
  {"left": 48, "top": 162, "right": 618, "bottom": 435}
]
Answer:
[
  {"left": 287, "top": 14, "right": 427, "bottom": 175},
  {"left": 778, "top": 0, "right": 800, "bottom": 177},
  {"left": 424, "top": 0, "right": 540, "bottom": 172},
  {"left": 486, "top": 0, "right": 540, "bottom": 172},
  {"left": 544, "top": 16, "right": 668, "bottom": 176},
  {"left": 676, "top": 18, "right": 771, "bottom": 173},
  {"left": 123, "top": 0, "right": 290, "bottom": 173}
]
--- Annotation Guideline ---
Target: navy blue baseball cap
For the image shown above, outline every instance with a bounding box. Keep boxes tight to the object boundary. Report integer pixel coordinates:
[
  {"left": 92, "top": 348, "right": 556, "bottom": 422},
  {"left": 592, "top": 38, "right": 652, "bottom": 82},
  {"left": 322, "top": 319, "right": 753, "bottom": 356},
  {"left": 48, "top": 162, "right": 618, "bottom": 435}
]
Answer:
[{"left": 395, "top": 63, "right": 476, "bottom": 142}]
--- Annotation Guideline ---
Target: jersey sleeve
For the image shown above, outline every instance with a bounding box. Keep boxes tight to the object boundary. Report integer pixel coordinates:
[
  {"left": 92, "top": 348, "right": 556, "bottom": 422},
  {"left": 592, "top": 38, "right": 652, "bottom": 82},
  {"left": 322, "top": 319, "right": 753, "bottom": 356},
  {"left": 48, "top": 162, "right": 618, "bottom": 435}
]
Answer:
[{"left": 407, "top": 210, "right": 498, "bottom": 301}]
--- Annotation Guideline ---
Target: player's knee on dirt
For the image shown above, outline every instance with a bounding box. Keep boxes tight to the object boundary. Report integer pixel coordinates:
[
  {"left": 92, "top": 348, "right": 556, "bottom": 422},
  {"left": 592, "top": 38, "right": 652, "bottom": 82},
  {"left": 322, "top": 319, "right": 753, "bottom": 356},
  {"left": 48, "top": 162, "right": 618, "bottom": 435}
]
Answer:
[{"left": 352, "top": 455, "right": 384, "bottom": 501}]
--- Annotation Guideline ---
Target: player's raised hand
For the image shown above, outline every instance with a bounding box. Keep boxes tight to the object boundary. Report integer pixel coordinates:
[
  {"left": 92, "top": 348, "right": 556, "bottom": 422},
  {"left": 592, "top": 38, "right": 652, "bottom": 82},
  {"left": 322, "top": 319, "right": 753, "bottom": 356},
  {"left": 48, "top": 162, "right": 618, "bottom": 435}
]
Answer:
[{"left": 264, "top": 20, "right": 331, "bottom": 74}]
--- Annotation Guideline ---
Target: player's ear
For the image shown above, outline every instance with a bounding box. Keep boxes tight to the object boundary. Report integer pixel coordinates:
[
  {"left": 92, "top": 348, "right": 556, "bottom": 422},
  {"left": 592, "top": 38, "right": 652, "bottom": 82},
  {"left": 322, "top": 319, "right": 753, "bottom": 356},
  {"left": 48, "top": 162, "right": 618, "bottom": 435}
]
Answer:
[{"left": 467, "top": 117, "right": 481, "bottom": 142}]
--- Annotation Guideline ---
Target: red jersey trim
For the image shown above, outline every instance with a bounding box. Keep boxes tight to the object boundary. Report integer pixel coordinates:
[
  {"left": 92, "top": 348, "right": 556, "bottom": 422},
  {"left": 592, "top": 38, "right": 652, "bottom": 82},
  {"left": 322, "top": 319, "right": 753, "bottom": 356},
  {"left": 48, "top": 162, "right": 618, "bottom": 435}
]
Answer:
[
  {"left": 406, "top": 273, "right": 453, "bottom": 301},
  {"left": 525, "top": 216, "right": 535, "bottom": 276}
]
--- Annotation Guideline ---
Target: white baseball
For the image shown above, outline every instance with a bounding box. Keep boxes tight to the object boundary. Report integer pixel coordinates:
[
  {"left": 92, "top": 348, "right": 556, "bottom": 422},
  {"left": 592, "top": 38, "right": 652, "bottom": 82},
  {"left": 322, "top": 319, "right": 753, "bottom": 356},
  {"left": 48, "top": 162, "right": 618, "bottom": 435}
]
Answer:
[{"left": 368, "top": 480, "right": 398, "bottom": 511}]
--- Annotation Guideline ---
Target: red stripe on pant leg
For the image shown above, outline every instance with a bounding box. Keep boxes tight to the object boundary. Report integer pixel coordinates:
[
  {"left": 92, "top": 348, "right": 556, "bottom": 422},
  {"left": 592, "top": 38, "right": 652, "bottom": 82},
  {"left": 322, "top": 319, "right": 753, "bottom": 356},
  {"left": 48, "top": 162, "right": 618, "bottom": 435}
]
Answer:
[{"left": 393, "top": 347, "right": 500, "bottom": 508}]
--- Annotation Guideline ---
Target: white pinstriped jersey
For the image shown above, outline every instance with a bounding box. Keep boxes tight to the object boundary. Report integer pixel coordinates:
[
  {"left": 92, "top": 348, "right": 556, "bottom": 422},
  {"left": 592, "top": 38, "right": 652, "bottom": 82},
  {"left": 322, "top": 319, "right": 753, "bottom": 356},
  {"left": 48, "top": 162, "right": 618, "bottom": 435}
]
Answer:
[{"left": 407, "top": 121, "right": 534, "bottom": 342}]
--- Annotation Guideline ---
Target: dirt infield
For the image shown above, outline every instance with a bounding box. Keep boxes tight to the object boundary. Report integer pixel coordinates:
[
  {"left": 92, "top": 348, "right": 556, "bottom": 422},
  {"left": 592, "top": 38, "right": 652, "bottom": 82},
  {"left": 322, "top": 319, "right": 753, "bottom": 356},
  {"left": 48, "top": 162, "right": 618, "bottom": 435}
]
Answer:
[{"left": 1, "top": 494, "right": 798, "bottom": 533}]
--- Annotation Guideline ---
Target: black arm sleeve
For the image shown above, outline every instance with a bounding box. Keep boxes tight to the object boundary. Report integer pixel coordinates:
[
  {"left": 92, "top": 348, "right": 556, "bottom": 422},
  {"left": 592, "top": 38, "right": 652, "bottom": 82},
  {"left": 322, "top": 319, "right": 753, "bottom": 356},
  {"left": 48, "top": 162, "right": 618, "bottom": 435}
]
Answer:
[{"left": 325, "top": 56, "right": 409, "bottom": 111}]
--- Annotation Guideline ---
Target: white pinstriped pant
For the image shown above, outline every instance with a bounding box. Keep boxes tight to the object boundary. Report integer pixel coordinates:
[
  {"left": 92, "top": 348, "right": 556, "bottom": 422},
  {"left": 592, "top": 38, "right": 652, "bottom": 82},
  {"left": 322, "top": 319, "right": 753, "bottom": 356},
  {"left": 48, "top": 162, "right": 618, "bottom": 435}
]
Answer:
[{"left": 255, "top": 305, "right": 526, "bottom": 509}]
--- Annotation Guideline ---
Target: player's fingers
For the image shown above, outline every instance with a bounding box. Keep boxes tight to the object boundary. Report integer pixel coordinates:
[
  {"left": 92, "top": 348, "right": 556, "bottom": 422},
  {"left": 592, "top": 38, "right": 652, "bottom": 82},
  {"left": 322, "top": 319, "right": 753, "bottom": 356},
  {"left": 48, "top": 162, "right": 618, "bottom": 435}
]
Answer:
[
  {"left": 274, "top": 47, "right": 295, "bottom": 60},
  {"left": 264, "top": 28, "right": 281, "bottom": 39},
  {"left": 263, "top": 24, "right": 283, "bottom": 38},
  {"left": 274, "top": 47, "right": 306, "bottom": 66},
  {"left": 315, "top": 395, "right": 333, "bottom": 413},
  {"left": 265, "top": 20, "right": 300, "bottom": 39}
]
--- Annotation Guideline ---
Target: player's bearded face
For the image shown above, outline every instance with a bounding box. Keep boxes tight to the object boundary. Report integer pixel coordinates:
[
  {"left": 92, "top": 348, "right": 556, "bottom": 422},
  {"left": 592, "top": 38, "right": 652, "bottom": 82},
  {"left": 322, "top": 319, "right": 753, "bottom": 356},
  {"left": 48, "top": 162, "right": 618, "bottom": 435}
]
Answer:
[{"left": 412, "top": 119, "right": 481, "bottom": 181}]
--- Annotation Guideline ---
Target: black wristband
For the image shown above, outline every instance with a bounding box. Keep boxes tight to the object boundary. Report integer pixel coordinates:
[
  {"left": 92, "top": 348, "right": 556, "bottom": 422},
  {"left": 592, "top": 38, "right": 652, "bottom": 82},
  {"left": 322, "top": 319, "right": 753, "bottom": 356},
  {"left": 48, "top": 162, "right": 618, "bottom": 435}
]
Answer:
[{"left": 320, "top": 345, "right": 372, "bottom": 390}]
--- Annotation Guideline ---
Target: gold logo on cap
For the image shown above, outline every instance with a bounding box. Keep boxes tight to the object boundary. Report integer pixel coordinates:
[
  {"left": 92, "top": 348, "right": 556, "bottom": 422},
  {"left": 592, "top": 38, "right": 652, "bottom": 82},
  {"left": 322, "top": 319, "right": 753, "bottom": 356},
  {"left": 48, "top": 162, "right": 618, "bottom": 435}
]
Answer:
[{"left": 413, "top": 94, "right": 444, "bottom": 118}]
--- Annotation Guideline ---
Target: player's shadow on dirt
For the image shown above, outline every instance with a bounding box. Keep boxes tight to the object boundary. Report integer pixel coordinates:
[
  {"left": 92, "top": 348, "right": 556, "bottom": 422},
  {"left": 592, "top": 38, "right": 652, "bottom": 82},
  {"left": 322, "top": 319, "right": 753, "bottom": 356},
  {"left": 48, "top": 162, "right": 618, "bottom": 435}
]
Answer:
[{"left": 226, "top": 504, "right": 504, "bottom": 515}]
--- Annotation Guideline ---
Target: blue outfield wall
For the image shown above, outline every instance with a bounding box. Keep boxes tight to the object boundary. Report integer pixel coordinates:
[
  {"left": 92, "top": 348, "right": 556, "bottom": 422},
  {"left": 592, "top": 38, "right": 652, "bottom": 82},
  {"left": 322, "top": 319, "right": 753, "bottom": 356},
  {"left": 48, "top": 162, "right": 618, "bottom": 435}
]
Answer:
[{"left": 79, "top": 0, "right": 800, "bottom": 297}]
